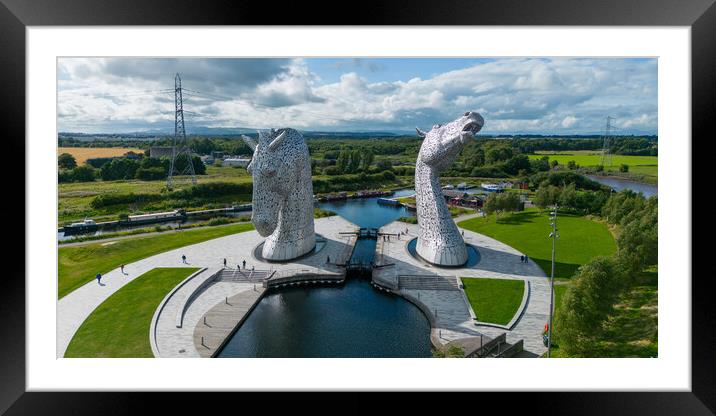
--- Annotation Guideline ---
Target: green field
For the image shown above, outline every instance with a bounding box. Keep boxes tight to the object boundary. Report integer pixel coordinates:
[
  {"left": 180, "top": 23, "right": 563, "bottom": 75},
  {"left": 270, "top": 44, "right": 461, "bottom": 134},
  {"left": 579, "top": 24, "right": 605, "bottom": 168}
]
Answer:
[
  {"left": 462, "top": 278, "right": 525, "bottom": 325},
  {"left": 59, "top": 165, "right": 412, "bottom": 224},
  {"left": 58, "top": 222, "right": 254, "bottom": 299},
  {"left": 529, "top": 150, "right": 657, "bottom": 178},
  {"left": 64, "top": 267, "right": 198, "bottom": 358},
  {"left": 458, "top": 209, "right": 617, "bottom": 280},
  {"left": 58, "top": 166, "right": 255, "bottom": 224}
]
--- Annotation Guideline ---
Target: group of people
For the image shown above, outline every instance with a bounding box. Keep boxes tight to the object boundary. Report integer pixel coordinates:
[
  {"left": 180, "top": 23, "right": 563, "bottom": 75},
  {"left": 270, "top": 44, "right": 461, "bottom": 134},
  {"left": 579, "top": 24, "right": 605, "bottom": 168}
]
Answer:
[
  {"left": 520, "top": 254, "right": 529, "bottom": 264},
  {"left": 222, "top": 258, "right": 254, "bottom": 271}
]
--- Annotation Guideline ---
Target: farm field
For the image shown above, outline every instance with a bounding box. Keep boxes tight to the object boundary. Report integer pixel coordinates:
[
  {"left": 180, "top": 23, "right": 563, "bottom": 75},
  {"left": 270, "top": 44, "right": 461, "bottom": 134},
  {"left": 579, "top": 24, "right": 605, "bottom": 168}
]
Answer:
[
  {"left": 529, "top": 150, "right": 657, "bottom": 178},
  {"left": 58, "top": 147, "right": 144, "bottom": 164},
  {"left": 64, "top": 267, "right": 198, "bottom": 357},
  {"left": 458, "top": 208, "right": 617, "bottom": 280}
]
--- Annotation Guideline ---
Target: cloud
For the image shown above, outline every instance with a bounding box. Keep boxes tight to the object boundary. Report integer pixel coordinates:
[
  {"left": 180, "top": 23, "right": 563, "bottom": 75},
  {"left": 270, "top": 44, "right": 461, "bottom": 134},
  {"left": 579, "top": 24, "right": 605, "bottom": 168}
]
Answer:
[{"left": 57, "top": 57, "right": 657, "bottom": 134}]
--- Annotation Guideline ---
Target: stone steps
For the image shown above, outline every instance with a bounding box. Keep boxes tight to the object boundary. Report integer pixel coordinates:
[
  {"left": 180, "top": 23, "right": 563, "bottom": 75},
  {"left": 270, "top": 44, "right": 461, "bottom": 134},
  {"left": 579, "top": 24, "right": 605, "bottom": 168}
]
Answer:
[
  {"left": 215, "top": 268, "right": 272, "bottom": 282},
  {"left": 398, "top": 275, "right": 460, "bottom": 291}
]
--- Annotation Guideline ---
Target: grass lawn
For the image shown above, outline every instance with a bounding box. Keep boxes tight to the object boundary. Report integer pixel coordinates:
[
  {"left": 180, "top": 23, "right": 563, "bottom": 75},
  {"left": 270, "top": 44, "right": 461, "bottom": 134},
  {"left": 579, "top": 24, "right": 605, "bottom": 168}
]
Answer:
[
  {"left": 528, "top": 151, "right": 657, "bottom": 178},
  {"left": 58, "top": 222, "right": 254, "bottom": 299},
  {"left": 64, "top": 267, "right": 198, "bottom": 358},
  {"left": 462, "top": 278, "right": 525, "bottom": 326},
  {"left": 458, "top": 208, "right": 616, "bottom": 280}
]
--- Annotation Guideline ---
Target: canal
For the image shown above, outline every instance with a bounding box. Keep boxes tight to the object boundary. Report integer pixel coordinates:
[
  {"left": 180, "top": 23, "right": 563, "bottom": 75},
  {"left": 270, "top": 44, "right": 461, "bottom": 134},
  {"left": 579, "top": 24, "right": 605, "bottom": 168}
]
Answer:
[
  {"left": 586, "top": 175, "right": 657, "bottom": 197},
  {"left": 217, "top": 188, "right": 431, "bottom": 358}
]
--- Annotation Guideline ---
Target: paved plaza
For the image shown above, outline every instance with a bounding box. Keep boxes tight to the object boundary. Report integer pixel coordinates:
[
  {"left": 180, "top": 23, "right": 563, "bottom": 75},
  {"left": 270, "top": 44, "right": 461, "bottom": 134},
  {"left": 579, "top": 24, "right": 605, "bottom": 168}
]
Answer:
[
  {"left": 59, "top": 213, "right": 550, "bottom": 358},
  {"left": 375, "top": 220, "right": 550, "bottom": 355}
]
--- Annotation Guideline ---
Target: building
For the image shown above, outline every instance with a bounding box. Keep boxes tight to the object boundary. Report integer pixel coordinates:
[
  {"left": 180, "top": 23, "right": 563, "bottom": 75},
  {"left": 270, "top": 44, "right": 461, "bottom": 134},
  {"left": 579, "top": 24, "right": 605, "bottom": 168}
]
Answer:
[
  {"left": 222, "top": 158, "right": 251, "bottom": 168},
  {"left": 149, "top": 146, "right": 175, "bottom": 159}
]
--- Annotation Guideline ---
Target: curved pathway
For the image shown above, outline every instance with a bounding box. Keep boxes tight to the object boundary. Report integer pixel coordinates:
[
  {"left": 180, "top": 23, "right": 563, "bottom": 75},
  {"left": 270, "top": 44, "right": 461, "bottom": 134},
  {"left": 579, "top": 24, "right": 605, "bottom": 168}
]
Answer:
[
  {"left": 57, "top": 216, "right": 358, "bottom": 358},
  {"left": 377, "top": 220, "right": 549, "bottom": 355}
]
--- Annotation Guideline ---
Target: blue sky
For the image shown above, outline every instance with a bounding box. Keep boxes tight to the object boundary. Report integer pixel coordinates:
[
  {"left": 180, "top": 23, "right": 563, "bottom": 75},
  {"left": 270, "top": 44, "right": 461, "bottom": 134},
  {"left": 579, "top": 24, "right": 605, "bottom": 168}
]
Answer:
[{"left": 57, "top": 57, "right": 657, "bottom": 135}]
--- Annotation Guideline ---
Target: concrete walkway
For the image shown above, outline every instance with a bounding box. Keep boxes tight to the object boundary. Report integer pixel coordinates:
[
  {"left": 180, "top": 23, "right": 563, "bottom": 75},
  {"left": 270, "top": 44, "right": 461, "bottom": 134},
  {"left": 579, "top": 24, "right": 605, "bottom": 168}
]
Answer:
[
  {"left": 376, "top": 220, "right": 549, "bottom": 355},
  {"left": 57, "top": 215, "right": 359, "bottom": 358}
]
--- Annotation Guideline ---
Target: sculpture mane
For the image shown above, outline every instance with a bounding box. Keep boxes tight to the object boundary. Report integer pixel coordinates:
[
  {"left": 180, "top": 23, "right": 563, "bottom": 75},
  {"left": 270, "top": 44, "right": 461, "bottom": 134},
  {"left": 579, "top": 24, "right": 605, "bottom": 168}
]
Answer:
[
  {"left": 242, "top": 128, "right": 315, "bottom": 261},
  {"left": 414, "top": 111, "right": 484, "bottom": 266}
]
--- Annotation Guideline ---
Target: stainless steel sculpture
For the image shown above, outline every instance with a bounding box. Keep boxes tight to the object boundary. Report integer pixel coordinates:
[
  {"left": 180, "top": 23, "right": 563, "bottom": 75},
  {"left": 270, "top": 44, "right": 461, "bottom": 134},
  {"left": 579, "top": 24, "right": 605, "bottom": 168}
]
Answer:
[
  {"left": 414, "top": 111, "right": 484, "bottom": 266},
  {"left": 242, "top": 128, "right": 316, "bottom": 261}
]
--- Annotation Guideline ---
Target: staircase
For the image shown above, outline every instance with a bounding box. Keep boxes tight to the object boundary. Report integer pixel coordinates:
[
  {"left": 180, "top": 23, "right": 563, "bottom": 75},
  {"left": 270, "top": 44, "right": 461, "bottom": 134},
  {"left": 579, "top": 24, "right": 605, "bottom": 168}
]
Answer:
[
  {"left": 398, "top": 275, "right": 460, "bottom": 291},
  {"left": 214, "top": 268, "right": 273, "bottom": 282}
]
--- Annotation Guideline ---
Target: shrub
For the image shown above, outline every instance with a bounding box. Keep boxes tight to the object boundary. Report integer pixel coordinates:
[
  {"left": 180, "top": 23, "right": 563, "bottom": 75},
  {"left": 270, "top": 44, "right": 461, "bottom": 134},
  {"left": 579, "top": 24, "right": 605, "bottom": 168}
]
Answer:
[
  {"left": 58, "top": 153, "right": 77, "bottom": 169},
  {"left": 619, "top": 164, "right": 629, "bottom": 173}
]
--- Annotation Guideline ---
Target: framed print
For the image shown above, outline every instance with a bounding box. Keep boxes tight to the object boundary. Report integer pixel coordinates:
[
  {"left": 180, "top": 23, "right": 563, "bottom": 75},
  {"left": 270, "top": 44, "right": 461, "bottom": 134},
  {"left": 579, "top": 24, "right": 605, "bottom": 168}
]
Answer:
[{"left": 2, "top": 0, "right": 710, "bottom": 413}]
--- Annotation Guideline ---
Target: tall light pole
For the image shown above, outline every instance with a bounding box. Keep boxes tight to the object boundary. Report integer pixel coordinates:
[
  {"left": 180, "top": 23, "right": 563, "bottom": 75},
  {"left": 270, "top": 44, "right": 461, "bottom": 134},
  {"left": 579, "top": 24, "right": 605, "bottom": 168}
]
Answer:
[{"left": 547, "top": 205, "right": 559, "bottom": 358}]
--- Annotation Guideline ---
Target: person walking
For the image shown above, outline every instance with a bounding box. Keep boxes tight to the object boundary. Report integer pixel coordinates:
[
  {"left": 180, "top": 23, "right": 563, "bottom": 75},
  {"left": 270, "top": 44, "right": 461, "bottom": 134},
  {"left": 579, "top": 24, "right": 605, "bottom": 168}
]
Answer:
[
  {"left": 181, "top": 254, "right": 186, "bottom": 264},
  {"left": 96, "top": 273, "right": 102, "bottom": 284},
  {"left": 223, "top": 258, "right": 227, "bottom": 267},
  {"left": 120, "top": 264, "right": 125, "bottom": 274},
  {"left": 326, "top": 255, "right": 330, "bottom": 264},
  {"left": 520, "top": 255, "right": 525, "bottom": 263},
  {"left": 524, "top": 255, "right": 529, "bottom": 264},
  {"left": 242, "top": 260, "right": 246, "bottom": 270}
]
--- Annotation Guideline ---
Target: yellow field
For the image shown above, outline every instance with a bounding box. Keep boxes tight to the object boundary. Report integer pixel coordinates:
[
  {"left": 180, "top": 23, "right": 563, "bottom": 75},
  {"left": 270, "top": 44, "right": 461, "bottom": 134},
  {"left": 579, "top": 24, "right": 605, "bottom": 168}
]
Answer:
[{"left": 57, "top": 147, "right": 144, "bottom": 164}]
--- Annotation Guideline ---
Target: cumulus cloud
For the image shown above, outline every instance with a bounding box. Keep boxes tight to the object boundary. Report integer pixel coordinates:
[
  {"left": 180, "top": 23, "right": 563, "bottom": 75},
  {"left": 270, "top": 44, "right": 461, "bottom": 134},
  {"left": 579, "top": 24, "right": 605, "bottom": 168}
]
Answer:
[{"left": 57, "top": 57, "right": 657, "bottom": 134}]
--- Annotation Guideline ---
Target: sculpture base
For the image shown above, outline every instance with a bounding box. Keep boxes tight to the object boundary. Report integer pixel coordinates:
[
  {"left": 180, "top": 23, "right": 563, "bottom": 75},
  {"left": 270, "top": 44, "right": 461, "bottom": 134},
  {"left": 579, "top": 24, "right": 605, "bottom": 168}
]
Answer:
[
  {"left": 407, "top": 238, "right": 481, "bottom": 268},
  {"left": 253, "top": 235, "right": 326, "bottom": 263}
]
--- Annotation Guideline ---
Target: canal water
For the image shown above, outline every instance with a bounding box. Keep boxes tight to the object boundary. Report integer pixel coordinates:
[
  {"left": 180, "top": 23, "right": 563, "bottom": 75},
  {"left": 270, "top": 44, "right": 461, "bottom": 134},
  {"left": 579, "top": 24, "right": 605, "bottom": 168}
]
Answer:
[
  {"left": 586, "top": 175, "right": 657, "bottom": 197},
  {"left": 217, "top": 188, "right": 432, "bottom": 358},
  {"left": 216, "top": 278, "right": 432, "bottom": 358}
]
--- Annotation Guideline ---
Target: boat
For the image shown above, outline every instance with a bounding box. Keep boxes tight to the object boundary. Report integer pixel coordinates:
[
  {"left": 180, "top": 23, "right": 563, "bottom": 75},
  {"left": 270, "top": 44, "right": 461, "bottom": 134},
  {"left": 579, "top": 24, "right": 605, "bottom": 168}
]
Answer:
[
  {"left": 125, "top": 209, "right": 186, "bottom": 225},
  {"left": 62, "top": 218, "right": 99, "bottom": 235},
  {"left": 481, "top": 183, "right": 504, "bottom": 192}
]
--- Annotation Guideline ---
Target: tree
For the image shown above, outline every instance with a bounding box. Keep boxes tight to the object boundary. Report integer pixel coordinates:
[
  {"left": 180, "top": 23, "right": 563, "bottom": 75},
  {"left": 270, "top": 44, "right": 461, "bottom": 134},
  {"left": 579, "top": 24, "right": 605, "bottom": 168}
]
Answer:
[
  {"left": 616, "top": 197, "right": 657, "bottom": 273},
  {"left": 483, "top": 192, "right": 521, "bottom": 219},
  {"left": 336, "top": 149, "right": 350, "bottom": 173},
  {"left": 70, "top": 165, "right": 96, "bottom": 182},
  {"left": 555, "top": 256, "right": 627, "bottom": 356},
  {"left": 567, "top": 160, "right": 577, "bottom": 170},
  {"left": 58, "top": 153, "right": 77, "bottom": 169},
  {"left": 533, "top": 184, "right": 561, "bottom": 208},
  {"left": 375, "top": 159, "right": 393, "bottom": 172},
  {"left": 550, "top": 159, "right": 559, "bottom": 169}
]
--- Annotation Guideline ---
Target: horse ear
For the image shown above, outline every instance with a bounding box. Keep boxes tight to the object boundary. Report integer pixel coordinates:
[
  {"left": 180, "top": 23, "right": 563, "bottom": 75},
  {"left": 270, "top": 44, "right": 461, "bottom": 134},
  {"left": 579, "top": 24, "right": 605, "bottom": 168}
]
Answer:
[
  {"left": 415, "top": 127, "right": 427, "bottom": 137},
  {"left": 268, "top": 130, "right": 288, "bottom": 152},
  {"left": 241, "top": 135, "right": 257, "bottom": 152}
]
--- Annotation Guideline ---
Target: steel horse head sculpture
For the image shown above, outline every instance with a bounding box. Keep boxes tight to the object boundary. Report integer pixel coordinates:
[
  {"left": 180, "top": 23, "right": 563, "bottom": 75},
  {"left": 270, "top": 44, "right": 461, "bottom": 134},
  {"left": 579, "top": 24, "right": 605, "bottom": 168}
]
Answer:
[
  {"left": 414, "top": 111, "right": 484, "bottom": 266},
  {"left": 242, "top": 128, "right": 316, "bottom": 261}
]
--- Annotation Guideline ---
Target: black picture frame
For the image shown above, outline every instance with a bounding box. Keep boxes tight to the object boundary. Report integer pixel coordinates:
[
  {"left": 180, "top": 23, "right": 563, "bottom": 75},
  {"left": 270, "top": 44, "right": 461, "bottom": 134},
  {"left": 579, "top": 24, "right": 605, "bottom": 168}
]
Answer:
[{"left": 1, "top": 0, "right": 707, "bottom": 413}]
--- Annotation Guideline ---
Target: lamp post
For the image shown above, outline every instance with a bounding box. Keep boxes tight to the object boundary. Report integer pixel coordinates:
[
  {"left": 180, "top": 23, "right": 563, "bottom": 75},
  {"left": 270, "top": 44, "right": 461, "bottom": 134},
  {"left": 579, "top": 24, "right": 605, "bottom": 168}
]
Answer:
[{"left": 547, "top": 205, "right": 559, "bottom": 358}]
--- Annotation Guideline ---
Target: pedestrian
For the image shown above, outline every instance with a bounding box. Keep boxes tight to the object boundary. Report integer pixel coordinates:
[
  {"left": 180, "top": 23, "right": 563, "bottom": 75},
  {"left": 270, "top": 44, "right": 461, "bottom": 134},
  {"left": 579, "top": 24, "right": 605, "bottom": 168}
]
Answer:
[
  {"left": 96, "top": 273, "right": 102, "bottom": 284},
  {"left": 181, "top": 254, "right": 186, "bottom": 264},
  {"left": 525, "top": 255, "right": 529, "bottom": 264},
  {"left": 120, "top": 264, "right": 125, "bottom": 274},
  {"left": 520, "top": 255, "right": 524, "bottom": 263},
  {"left": 242, "top": 260, "right": 246, "bottom": 270},
  {"left": 251, "top": 265, "right": 255, "bottom": 272},
  {"left": 327, "top": 255, "right": 330, "bottom": 264},
  {"left": 223, "top": 258, "right": 227, "bottom": 267},
  {"left": 462, "top": 230, "right": 465, "bottom": 237}
]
